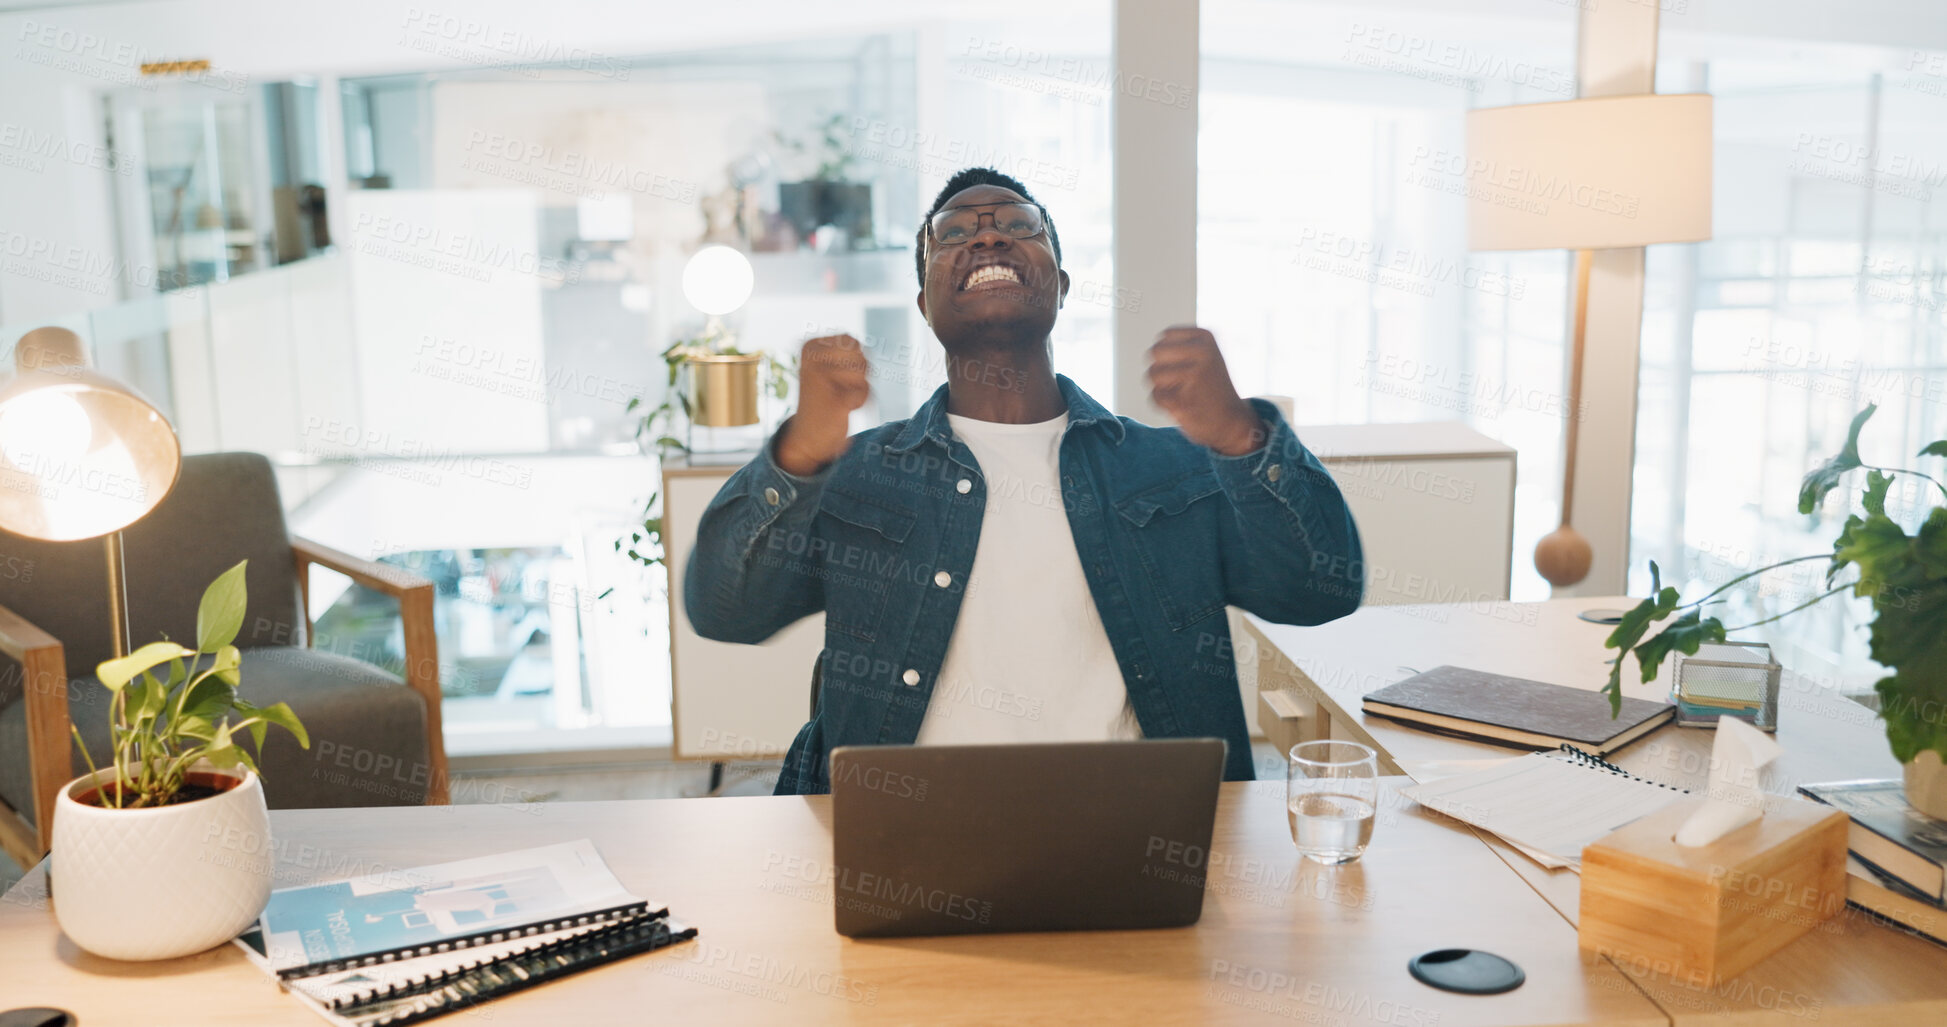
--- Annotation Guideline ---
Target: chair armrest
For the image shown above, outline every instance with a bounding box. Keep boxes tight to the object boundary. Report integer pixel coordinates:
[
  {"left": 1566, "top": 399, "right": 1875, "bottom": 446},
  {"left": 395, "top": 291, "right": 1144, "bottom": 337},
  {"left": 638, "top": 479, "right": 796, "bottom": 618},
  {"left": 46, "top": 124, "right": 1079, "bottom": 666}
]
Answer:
[
  {"left": 292, "top": 536, "right": 434, "bottom": 597},
  {"left": 0, "top": 602, "right": 70, "bottom": 862},
  {"left": 289, "top": 537, "right": 449, "bottom": 805}
]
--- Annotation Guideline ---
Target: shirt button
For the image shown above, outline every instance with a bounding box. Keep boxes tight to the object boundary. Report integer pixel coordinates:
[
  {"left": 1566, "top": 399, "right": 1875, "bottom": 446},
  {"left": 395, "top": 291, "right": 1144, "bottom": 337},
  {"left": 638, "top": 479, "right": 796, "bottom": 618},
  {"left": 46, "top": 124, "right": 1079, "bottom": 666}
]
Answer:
[
  {"left": 934, "top": 570, "right": 952, "bottom": 588},
  {"left": 902, "top": 668, "right": 921, "bottom": 687},
  {"left": 764, "top": 486, "right": 781, "bottom": 505},
  {"left": 956, "top": 478, "right": 972, "bottom": 494},
  {"left": 1266, "top": 463, "right": 1282, "bottom": 483}
]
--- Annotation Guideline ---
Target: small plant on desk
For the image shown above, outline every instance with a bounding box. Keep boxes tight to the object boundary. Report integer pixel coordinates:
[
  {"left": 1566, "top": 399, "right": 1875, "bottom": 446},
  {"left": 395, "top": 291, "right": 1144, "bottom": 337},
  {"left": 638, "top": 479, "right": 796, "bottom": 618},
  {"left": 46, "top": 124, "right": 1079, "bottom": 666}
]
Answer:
[
  {"left": 53, "top": 559, "right": 311, "bottom": 961},
  {"left": 71, "top": 559, "right": 309, "bottom": 807},
  {"left": 619, "top": 329, "right": 795, "bottom": 570},
  {"left": 1600, "top": 405, "right": 1947, "bottom": 814}
]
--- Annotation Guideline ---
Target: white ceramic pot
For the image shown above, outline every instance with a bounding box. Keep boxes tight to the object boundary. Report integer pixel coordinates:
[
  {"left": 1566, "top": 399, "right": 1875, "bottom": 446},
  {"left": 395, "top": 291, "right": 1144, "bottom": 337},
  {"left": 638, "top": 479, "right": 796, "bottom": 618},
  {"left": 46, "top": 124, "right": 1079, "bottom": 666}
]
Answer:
[
  {"left": 1904, "top": 750, "right": 1947, "bottom": 821},
  {"left": 50, "top": 766, "right": 272, "bottom": 961}
]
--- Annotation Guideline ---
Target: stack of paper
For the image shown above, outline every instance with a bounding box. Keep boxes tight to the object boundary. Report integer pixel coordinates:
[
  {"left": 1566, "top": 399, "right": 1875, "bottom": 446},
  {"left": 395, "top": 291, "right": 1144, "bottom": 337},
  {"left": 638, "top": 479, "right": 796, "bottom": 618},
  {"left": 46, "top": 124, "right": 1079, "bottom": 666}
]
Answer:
[{"left": 1400, "top": 752, "right": 1684, "bottom": 871}]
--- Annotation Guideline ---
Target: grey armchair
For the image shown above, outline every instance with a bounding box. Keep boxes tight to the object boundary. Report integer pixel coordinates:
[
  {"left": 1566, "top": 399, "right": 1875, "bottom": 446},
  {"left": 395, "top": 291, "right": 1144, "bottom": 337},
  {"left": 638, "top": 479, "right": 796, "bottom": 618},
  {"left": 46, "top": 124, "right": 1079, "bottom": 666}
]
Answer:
[{"left": 0, "top": 452, "right": 448, "bottom": 867}]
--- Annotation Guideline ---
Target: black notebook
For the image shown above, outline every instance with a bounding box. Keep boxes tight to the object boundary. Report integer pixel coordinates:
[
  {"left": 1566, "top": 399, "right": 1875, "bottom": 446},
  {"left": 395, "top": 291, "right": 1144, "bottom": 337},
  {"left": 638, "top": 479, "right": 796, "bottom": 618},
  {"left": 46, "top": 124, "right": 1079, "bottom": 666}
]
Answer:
[
  {"left": 1799, "top": 779, "right": 1947, "bottom": 903},
  {"left": 1362, "top": 665, "right": 1676, "bottom": 754},
  {"left": 233, "top": 840, "right": 697, "bottom": 1026}
]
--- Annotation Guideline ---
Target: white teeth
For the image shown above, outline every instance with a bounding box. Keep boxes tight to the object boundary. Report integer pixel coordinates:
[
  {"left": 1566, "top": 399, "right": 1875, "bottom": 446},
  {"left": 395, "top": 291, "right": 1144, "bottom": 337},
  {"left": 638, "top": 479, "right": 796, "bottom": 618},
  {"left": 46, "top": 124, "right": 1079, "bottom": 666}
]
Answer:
[{"left": 961, "top": 265, "right": 1022, "bottom": 290}]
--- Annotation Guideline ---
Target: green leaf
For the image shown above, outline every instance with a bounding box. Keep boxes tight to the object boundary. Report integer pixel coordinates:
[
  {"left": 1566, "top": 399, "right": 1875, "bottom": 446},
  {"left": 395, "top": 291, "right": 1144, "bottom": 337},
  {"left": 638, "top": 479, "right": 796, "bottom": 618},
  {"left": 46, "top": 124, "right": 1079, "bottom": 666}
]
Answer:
[
  {"left": 97, "top": 641, "right": 196, "bottom": 692},
  {"left": 127, "top": 673, "right": 168, "bottom": 728},
  {"left": 209, "top": 644, "right": 242, "bottom": 686},
  {"left": 1799, "top": 404, "right": 1876, "bottom": 514},
  {"left": 174, "top": 715, "right": 217, "bottom": 742},
  {"left": 1920, "top": 440, "right": 1947, "bottom": 459},
  {"left": 247, "top": 701, "right": 310, "bottom": 750},
  {"left": 196, "top": 560, "right": 250, "bottom": 653},
  {"left": 1917, "top": 508, "right": 1947, "bottom": 579},
  {"left": 1836, "top": 513, "right": 1912, "bottom": 599},
  {"left": 176, "top": 672, "right": 235, "bottom": 724},
  {"left": 1864, "top": 470, "right": 1894, "bottom": 516},
  {"left": 1600, "top": 574, "right": 1683, "bottom": 715},
  {"left": 1632, "top": 610, "right": 1727, "bottom": 684}
]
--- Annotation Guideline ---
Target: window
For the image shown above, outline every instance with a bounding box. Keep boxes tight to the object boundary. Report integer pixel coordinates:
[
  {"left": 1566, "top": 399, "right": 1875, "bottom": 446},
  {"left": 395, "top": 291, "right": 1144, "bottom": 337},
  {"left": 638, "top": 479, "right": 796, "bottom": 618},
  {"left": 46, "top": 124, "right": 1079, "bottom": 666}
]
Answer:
[
  {"left": 1633, "top": 55, "right": 1947, "bottom": 690},
  {"left": 1200, "top": 1, "right": 1578, "bottom": 600}
]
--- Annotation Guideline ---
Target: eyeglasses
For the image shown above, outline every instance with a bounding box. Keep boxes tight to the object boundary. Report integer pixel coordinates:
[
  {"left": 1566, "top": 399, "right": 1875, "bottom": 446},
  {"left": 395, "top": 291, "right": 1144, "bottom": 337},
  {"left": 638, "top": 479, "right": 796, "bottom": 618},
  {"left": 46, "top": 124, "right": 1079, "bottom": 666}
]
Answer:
[{"left": 926, "top": 201, "right": 1048, "bottom": 247}]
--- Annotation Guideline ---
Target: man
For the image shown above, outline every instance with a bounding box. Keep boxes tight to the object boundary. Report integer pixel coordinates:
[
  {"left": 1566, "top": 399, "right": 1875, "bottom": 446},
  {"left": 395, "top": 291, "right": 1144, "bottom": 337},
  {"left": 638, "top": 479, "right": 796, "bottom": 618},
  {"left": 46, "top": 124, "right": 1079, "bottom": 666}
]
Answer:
[{"left": 686, "top": 167, "right": 1363, "bottom": 794}]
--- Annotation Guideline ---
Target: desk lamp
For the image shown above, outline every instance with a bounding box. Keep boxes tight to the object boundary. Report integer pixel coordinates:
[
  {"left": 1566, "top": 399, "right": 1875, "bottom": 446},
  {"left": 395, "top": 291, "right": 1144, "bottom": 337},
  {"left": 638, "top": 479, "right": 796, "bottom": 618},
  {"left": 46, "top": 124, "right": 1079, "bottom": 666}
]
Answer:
[
  {"left": 1465, "top": 93, "right": 1712, "bottom": 587},
  {"left": 0, "top": 327, "right": 182, "bottom": 657}
]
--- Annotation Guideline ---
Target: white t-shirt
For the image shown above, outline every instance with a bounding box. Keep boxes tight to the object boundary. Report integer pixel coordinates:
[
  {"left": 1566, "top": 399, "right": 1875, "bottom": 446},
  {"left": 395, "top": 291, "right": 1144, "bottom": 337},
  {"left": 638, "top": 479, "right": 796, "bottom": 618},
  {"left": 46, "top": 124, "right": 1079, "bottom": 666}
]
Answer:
[{"left": 914, "top": 411, "right": 1143, "bottom": 745}]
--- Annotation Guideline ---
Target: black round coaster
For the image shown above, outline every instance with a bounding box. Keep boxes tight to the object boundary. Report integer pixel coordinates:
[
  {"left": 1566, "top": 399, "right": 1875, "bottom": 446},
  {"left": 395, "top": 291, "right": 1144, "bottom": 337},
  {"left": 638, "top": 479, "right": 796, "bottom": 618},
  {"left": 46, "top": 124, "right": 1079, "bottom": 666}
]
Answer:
[
  {"left": 0, "top": 1010, "right": 77, "bottom": 1027},
  {"left": 1577, "top": 607, "right": 1630, "bottom": 625},
  {"left": 1407, "top": 949, "right": 1526, "bottom": 995}
]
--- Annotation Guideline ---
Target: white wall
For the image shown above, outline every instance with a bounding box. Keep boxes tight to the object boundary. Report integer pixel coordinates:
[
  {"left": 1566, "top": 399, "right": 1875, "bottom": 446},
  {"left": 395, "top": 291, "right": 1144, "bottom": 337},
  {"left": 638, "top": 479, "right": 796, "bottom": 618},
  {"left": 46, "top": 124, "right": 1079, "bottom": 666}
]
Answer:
[{"left": 340, "top": 188, "right": 551, "bottom": 454}]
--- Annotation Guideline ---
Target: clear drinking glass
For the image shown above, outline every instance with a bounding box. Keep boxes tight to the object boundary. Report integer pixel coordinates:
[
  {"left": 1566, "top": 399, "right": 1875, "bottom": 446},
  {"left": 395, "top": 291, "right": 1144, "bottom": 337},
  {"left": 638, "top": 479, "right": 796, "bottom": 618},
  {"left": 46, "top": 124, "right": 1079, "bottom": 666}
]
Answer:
[{"left": 1287, "top": 740, "right": 1379, "bottom": 865}]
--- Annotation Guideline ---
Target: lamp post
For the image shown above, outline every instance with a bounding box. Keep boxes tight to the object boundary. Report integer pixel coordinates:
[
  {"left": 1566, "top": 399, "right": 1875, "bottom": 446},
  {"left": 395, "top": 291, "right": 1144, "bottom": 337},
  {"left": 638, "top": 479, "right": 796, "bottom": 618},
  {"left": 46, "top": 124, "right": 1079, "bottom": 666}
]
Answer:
[
  {"left": 0, "top": 327, "right": 182, "bottom": 657},
  {"left": 1465, "top": 93, "right": 1713, "bottom": 588}
]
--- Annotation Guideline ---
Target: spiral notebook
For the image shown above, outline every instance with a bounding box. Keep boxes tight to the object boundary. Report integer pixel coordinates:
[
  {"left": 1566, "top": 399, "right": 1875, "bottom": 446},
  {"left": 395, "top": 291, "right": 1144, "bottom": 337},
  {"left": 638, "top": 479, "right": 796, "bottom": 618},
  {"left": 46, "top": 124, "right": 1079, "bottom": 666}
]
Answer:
[
  {"left": 1400, "top": 745, "right": 1689, "bottom": 871},
  {"left": 232, "top": 840, "right": 698, "bottom": 1026}
]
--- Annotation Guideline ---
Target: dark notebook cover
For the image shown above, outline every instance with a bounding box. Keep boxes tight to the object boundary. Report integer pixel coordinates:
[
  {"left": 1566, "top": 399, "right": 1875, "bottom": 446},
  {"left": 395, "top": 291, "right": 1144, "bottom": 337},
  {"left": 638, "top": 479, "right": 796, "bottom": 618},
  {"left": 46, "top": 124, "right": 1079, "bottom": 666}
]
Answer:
[
  {"left": 1362, "top": 665, "right": 1675, "bottom": 750},
  {"left": 1800, "top": 779, "right": 1947, "bottom": 902}
]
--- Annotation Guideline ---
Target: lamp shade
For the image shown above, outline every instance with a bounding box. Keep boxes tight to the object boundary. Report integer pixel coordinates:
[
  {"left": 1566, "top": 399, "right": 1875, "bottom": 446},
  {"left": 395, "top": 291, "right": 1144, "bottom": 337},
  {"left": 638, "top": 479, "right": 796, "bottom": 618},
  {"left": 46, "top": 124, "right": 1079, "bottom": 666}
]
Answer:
[
  {"left": 1464, "top": 93, "right": 1712, "bottom": 251},
  {"left": 682, "top": 244, "right": 754, "bottom": 316},
  {"left": 0, "top": 327, "right": 181, "bottom": 541}
]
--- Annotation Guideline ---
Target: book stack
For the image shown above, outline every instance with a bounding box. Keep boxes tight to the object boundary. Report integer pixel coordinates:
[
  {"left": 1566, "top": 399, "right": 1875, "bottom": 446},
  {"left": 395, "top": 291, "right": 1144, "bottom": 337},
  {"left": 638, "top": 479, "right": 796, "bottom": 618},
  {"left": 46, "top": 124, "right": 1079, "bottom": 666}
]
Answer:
[
  {"left": 234, "top": 839, "right": 697, "bottom": 1026},
  {"left": 1798, "top": 779, "right": 1947, "bottom": 946}
]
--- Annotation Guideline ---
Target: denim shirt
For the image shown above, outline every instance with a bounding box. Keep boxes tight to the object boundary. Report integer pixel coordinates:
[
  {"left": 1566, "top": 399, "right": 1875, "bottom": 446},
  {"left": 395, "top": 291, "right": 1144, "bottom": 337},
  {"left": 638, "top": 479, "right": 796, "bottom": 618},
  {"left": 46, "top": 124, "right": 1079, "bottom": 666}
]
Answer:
[{"left": 684, "top": 374, "right": 1364, "bottom": 793}]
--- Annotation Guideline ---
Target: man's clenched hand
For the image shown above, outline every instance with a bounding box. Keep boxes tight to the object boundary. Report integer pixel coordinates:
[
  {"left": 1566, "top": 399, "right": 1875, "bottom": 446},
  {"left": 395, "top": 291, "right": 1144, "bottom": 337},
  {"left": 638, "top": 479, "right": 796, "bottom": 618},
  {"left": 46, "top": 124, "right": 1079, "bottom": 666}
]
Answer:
[
  {"left": 1146, "top": 326, "right": 1266, "bottom": 456},
  {"left": 774, "top": 334, "right": 870, "bottom": 476}
]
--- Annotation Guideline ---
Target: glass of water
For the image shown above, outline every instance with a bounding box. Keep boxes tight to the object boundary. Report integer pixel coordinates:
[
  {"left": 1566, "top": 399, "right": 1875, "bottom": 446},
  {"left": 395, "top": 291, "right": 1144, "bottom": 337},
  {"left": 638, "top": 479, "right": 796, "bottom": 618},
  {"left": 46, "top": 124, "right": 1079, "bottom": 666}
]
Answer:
[{"left": 1287, "top": 740, "right": 1379, "bottom": 865}]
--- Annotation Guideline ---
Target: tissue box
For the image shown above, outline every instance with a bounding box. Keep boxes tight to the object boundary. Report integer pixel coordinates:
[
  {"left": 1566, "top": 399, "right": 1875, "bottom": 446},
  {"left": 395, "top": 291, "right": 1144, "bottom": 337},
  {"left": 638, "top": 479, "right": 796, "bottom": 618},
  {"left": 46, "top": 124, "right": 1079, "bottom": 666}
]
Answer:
[{"left": 1578, "top": 795, "right": 1848, "bottom": 985}]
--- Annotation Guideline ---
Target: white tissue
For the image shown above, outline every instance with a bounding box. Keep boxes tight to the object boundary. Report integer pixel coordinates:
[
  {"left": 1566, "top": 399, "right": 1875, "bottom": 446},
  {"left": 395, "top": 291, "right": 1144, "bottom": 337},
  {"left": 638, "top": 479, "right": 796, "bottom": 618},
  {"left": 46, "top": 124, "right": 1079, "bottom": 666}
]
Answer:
[{"left": 1674, "top": 718, "right": 1784, "bottom": 847}]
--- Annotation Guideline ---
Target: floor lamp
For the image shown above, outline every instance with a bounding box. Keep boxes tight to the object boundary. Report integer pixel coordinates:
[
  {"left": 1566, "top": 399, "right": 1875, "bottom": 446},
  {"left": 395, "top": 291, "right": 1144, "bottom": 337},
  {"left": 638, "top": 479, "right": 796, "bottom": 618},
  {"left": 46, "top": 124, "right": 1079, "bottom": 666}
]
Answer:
[
  {"left": 1465, "top": 93, "right": 1713, "bottom": 588},
  {"left": 0, "top": 327, "right": 182, "bottom": 657}
]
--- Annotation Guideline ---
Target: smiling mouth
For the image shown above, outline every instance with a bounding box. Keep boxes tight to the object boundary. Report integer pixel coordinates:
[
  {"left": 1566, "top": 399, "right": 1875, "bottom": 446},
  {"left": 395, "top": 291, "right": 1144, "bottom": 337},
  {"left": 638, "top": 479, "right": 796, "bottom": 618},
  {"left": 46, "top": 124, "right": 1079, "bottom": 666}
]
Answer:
[{"left": 960, "top": 264, "right": 1023, "bottom": 291}]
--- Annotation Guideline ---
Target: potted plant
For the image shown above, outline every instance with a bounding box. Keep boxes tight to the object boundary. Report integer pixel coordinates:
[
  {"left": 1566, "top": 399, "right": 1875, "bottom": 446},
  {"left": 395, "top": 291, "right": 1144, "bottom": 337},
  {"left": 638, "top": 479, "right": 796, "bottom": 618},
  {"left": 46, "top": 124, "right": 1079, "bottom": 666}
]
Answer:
[
  {"left": 1603, "top": 404, "right": 1947, "bottom": 815},
  {"left": 617, "top": 332, "right": 794, "bottom": 570},
  {"left": 51, "top": 559, "right": 309, "bottom": 960},
  {"left": 775, "top": 113, "right": 873, "bottom": 250}
]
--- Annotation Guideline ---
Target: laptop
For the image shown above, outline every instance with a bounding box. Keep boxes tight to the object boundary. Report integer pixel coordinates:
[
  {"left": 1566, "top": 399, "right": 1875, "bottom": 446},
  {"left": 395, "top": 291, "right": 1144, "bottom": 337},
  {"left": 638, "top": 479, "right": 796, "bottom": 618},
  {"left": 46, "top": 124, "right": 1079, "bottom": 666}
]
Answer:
[{"left": 828, "top": 738, "right": 1227, "bottom": 938}]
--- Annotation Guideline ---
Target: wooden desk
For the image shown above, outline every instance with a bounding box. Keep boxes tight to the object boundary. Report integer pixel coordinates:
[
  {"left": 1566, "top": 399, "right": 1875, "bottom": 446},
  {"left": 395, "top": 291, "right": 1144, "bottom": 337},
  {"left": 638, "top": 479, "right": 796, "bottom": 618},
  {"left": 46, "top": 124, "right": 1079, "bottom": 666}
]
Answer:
[
  {"left": 1244, "top": 598, "right": 1947, "bottom": 1025},
  {"left": 0, "top": 782, "right": 1663, "bottom": 1025}
]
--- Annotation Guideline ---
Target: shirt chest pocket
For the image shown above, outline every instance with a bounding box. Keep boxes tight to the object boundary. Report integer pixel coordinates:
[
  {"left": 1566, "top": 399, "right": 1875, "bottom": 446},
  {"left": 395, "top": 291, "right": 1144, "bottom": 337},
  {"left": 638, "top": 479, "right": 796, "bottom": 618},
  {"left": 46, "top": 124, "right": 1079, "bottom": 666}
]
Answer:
[
  {"left": 815, "top": 486, "right": 919, "bottom": 642},
  {"left": 1113, "top": 471, "right": 1228, "bottom": 631}
]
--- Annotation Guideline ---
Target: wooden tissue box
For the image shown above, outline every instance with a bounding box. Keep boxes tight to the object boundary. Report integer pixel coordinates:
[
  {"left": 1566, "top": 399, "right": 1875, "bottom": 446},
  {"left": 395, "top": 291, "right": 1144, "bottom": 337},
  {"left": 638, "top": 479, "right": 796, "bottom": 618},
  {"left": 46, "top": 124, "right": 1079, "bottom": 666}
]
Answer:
[{"left": 1578, "top": 795, "right": 1848, "bottom": 984}]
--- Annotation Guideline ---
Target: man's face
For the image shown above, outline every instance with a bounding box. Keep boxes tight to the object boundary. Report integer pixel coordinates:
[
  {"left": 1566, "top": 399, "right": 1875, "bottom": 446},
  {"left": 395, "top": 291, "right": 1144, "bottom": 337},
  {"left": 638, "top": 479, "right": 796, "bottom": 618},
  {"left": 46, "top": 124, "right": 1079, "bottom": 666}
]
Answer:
[{"left": 917, "top": 184, "right": 1068, "bottom": 348}]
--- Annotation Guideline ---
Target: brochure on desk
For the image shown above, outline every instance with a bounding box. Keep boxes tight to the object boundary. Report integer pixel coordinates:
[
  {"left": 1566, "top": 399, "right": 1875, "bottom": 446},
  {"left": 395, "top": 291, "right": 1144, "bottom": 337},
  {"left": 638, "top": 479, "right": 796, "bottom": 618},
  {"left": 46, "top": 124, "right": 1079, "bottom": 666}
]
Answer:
[
  {"left": 233, "top": 839, "right": 647, "bottom": 973},
  {"left": 231, "top": 839, "right": 693, "bottom": 1027}
]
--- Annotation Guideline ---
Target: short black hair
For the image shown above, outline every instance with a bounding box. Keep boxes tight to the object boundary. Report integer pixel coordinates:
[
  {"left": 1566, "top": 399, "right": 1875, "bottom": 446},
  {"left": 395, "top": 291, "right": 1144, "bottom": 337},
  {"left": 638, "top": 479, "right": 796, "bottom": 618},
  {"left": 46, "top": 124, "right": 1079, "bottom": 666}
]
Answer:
[{"left": 914, "top": 167, "right": 1062, "bottom": 286}]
